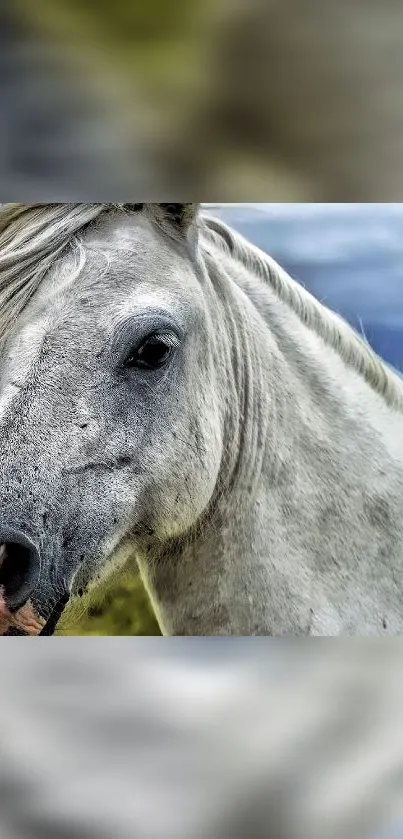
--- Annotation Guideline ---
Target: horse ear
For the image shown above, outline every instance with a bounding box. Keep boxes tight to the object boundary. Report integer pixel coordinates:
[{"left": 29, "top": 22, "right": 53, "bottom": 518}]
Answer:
[{"left": 157, "top": 203, "right": 200, "bottom": 232}]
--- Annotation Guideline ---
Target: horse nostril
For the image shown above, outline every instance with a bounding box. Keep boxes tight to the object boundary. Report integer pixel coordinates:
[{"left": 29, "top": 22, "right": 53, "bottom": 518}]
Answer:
[{"left": 0, "top": 536, "right": 40, "bottom": 610}]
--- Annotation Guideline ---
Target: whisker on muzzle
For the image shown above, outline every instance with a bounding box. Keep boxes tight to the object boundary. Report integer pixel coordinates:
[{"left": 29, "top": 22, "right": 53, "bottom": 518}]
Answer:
[{"left": 39, "top": 590, "right": 71, "bottom": 636}]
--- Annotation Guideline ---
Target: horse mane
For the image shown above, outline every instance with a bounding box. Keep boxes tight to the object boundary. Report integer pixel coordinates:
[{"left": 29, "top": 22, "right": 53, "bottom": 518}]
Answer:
[
  {"left": 0, "top": 202, "right": 402, "bottom": 414},
  {"left": 203, "top": 214, "right": 403, "bottom": 414}
]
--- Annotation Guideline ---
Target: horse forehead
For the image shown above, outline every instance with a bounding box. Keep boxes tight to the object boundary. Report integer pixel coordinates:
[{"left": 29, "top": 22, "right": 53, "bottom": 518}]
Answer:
[
  {"left": 83, "top": 210, "right": 156, "bottom": 250},
  {"left": 85, "top": 215, "right": 206, "bottom": 298},
  {"left": 5, "top": 214, "right": 204, "bottom": 372},
  {"left": 82, "top": 212, "right": 191, "bottom": 285},
  {"left": 53, "top": 225, "right": 201, "bottom": 316},
  {"left": 25, "top": 260, "right": 189, "bottom": 343}
]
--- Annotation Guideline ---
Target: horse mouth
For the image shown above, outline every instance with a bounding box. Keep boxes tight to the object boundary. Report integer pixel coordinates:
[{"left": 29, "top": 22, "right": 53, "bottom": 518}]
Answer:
[{"left": 0, "top": 543, "right": 69, "bottom": 636}]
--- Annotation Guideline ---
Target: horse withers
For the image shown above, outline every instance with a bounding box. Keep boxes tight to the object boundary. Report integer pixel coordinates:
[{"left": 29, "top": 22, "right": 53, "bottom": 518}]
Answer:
[{"left": 0, "top": 203, "right": 402, "bottom": 635}]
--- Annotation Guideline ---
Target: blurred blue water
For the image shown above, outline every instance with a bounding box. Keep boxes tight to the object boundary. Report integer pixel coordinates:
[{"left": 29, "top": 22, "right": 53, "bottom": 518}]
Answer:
[{"left": 209, "top": 204, "right": 403, "bottom": 373}]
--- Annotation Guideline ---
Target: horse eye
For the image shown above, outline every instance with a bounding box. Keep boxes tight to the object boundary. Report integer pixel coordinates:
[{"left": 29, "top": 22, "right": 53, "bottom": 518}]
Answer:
[{"left": 125, "top": 333, "right": 176, "bottom": 370}]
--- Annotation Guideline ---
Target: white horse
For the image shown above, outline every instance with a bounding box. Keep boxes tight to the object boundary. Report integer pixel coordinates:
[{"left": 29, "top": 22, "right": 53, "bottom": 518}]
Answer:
[{"left": 0, "top": 202, "right": 402, "bottom": 635}]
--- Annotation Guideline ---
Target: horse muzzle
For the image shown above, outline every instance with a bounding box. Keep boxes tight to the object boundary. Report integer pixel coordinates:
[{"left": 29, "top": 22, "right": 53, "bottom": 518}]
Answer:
[{"left": 0, "top": 534, "right": 70, "bottom": 636}]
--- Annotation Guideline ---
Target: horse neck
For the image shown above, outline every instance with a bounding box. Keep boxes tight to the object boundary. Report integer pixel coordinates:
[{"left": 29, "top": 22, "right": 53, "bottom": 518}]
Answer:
[
  {"left": 210, "top": 259, "right": 403, "bottom": 634},
  {"left": 143, "top": 247, "right": 403, "bottom": 635},
  {"left": 218, "top": 263, "right": 403, "bottom": 635}
]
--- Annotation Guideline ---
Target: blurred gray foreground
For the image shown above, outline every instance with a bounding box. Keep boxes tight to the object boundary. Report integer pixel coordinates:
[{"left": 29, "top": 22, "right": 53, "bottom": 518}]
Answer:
[{"left": 1, "top": 641, "right": 403, "bottom": 839}]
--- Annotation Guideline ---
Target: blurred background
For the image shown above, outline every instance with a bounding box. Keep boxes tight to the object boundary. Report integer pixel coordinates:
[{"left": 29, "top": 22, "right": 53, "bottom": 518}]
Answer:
[
  {"left": 2, "top": 642, "right": 403, "bottom": 839},
  {"left": 4, "top": 0, "right": 403, "bottom": 199},
  {"left": 55, "top": 203, "right": 403, "bottom": 635}
]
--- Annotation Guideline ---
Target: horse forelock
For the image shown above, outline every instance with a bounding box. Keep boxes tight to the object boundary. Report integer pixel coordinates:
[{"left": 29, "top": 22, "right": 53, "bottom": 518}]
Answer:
[
  {"left": 0, "top": 204, "right": 102, "bottom": 345},
  {"left": 0, "top": 202, "right": 156, "bottom": 348}
]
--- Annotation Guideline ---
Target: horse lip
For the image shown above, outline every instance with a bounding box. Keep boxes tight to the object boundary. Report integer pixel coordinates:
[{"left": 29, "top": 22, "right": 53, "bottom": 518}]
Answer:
[
  {"left": 0, "top": 543, "right": 70, "bottom": 634},
  {"left": 1, "top": 591, "right": 70, "bottom": 636},
  {"left": 0, "top": 594, "right": 47, "bottom": 635}
]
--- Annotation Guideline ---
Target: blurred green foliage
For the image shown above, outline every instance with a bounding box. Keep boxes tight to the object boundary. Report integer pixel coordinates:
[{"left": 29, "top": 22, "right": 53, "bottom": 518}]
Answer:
[
  {"left": 20, "top": 0, "right": 208, "bottom": 79},
  {"left": 55, "top": 0, "right": 197, "bottom": 43},
  {"left": 57, "top": 564, "right": 161, "bottom": 636},
  {"left": 19, "top": 0, "right": 212, "bottom": 132}
]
